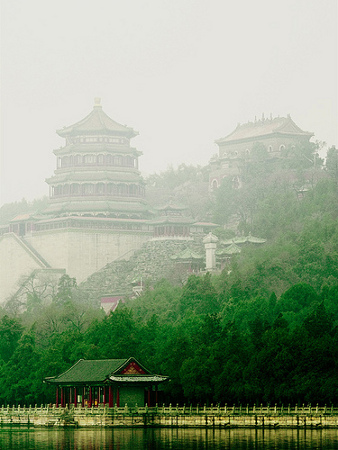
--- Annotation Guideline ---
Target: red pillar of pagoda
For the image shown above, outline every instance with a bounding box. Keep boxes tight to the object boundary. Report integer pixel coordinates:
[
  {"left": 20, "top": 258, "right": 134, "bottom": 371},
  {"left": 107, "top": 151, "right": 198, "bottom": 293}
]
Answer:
[{"left": 56, "top": 387, "right": 59, "bottom": 407}]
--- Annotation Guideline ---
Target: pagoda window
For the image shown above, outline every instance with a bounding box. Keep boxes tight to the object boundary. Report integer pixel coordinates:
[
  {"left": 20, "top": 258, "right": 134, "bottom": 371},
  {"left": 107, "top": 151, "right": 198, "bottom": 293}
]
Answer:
[
  {"left": 84, "top": 154, "right": 95, "bottom": 164},
  {"left": 111, "top": 184, "right": 118, "bottom": 196},
  {"left": 98, "top": 154, "right": 104, "bottom": 165},
  {"left": 212, "top": 179, "right": 219, "bottom": 190},
  {"left": 62, "top": 156, "right": 70, "bottom": 167},
  {"left": 83, "top": 183, "right": 95, "bottom": 195},
  {"left": 117, "top": 156, "right": 123, "bottom": 166},
  {"left": 279, "top": 144, "right": 285, "bottom": 151},
  {"left": 54, "top": 186, "right": 62, "bottom": 196},
  {"left": 129, "top": 184, "right": 137, "bottom": 196},
  {"left": 71, "top": 184, "right": 81, "bottom": 195},
  {"left": 113, "top": 156, "right": 119, "bottom": 166},
  {"left": 119, "top": 184, "right": 128, "bottom": 196},
  {"left": 268, "top": 145, "right": 273, "bottom": 152},
  {"left": 106, "top": 154, "right": 112, "bottom": 165},
  {"left": 63, "top": 184, "right": 70, "bottom": 195},
  {"left": 96, "top": 183, "right": 105, "bottom": 195},
  {"left": 125, "top": 156, "right": 133, "bottom": 167},
  {"left": 74, "top": 154, "right": 82, "bottom": 165}
]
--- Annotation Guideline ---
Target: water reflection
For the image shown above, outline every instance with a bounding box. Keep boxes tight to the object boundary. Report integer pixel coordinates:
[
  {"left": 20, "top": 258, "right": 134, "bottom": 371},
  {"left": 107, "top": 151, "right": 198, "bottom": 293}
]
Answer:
[{"left": 0, "top": 428, "right": 337, "bottom": 449}]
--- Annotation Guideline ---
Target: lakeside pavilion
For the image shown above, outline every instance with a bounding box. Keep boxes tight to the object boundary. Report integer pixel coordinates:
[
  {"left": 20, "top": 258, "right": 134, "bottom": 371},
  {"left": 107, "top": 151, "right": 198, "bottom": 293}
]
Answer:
[{"left": 45, "top": 357, "right": 169, "bottom": 407}]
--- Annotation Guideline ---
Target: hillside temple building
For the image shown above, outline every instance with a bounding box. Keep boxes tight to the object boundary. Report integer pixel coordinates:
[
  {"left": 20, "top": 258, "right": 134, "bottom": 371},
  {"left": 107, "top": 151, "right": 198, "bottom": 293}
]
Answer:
[{"left": 209, "top": 114, "right": 313, "bottom": 190}]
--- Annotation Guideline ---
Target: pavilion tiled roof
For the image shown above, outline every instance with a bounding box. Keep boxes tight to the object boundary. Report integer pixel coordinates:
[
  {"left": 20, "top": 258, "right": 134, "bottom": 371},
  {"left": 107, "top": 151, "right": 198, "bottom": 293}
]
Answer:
[
  {"left": 170, "top": 248, "right": 203, "bottom": 260},
  {"left": 57, "top": 99, "right": 137, "bottom": 138},
  {"left": 216, "top": 116, "right": 313, "bottom": 144},
  {"left": 47, "top": 359, "right": 128, "bottom": 384},
  {"left": 45, "top": 358, "right": 169, "bottom": 385},
  {"left": 216, "top": 243, "right": 241, "bottom": 256},
  {"left": 221, "top": 235, "right": 266, "bottom": 245}
]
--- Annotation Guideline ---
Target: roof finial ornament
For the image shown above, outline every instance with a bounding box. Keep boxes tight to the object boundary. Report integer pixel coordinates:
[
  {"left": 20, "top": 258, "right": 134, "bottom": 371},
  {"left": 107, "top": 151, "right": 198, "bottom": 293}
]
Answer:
[{"left": 94, "top": 97, "right": 102, "bottom": 107}]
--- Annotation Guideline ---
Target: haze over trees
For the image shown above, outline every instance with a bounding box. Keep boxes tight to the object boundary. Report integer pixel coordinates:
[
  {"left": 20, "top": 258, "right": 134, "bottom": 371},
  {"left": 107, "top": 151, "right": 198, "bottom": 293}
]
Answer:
[{"left": 0, "top": 141, "right": 337, "bottom": 406}]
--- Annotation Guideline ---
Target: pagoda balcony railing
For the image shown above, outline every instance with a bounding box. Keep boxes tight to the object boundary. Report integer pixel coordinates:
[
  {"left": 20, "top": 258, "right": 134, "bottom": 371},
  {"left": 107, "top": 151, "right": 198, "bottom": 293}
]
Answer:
[{"left": 51, "top": 192, "right": 145, "bottom": 199}]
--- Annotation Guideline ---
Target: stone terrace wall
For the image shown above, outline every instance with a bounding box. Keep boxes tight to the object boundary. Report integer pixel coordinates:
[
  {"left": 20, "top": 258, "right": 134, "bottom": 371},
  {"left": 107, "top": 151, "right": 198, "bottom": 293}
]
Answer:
[
  {"left": 79, "top": 238, "right": 205, "bottom": 304},
  {"left": 1, "top": 404, "right": 338, "bottom": 428}
]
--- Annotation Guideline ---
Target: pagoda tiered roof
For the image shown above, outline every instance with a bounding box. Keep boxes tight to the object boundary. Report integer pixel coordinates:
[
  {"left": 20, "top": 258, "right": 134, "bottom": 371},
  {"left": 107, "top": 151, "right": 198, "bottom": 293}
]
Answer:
[
  {"left": 46, "top": 170, "right": 143, "bottom": 184},
  {"left": 43, "top": 199, "right": 150, "bottom": 215},
  {"left": 57, "top": 98, "right": 138, "bottom": 138}
]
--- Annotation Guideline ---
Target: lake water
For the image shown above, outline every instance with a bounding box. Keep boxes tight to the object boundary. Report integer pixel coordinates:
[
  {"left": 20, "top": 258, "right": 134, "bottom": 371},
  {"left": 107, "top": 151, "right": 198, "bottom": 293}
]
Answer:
[{"left": 0, "top": 428, "right": 338, "bottom": 449}]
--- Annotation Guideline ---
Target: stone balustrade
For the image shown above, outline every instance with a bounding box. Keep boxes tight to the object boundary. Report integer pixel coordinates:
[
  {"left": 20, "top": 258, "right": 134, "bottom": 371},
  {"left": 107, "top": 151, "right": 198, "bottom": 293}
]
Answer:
[{"left": 1, "top": 404, "right": 338, "bottom": 428}]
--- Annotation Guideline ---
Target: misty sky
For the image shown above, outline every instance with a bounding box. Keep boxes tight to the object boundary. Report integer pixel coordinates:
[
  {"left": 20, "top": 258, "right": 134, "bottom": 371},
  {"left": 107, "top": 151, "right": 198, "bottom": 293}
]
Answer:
[{"left": 1, "top": 0, "right": 337, "bottom": 206}]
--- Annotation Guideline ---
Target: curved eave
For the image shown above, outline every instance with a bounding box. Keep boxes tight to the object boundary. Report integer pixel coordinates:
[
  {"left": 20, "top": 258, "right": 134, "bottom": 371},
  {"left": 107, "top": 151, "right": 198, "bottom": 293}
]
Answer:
[
  {"left": 109, "top": 375, "right": 169, "bottom": 384},
  {"left": 216, "top": 131, "right": 313, "bottom": 146},
  {"left": 46, "top": 171, "right": 143, "bottom": 184},
  {"left": 53, "top": 145, "right": 142, "bottom": 156}
]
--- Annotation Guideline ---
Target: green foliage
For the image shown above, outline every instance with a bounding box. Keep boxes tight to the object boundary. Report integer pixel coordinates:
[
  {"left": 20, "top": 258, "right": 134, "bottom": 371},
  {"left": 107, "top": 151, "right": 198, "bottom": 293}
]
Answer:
[{"left": 1, "top": 170, "right": 338, "bottom": 406}]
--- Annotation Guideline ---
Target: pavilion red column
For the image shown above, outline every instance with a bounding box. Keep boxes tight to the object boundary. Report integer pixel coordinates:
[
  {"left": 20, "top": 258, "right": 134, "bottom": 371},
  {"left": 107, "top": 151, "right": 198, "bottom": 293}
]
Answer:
[
  {"left": 155, "top": 386, "right": 158, "bottom": 405},
  {"left": 88, "top": 387, "right": 92, "bottom": 407},
  {"left": 108, "top": 386, "right": 113, "bottom": 407},
  {"left": 56, "top": 387, "right": 59, "bottom": 407},
  {"left": 97, "top": 387, "right": 100, "bottom": 407},
  {"left": 103, "top": 387, "right": 107, "bottom": 405},
  {"left": 82, "top": 387, "right": 85, "bottom": 407},
  {"left": 116, "top": 388, "right": 120, "bottom": 407},
  {"left": 61, "top": 387, "right": 64, "bottom": 407},
  {"left": 69, "top": 387, "right": 72, "bottom": 405},
  {"left": 147, "top": 388, "right": 151, "bottom": 407},
  {"left": 74, "top": 387, "right": 77, "bottom": 407}
]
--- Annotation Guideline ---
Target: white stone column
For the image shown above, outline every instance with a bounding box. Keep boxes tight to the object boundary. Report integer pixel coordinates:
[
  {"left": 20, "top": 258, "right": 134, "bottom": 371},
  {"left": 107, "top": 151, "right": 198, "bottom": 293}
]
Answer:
[{"left": 203, "top": 232, "right": 218, "bottom": 271}]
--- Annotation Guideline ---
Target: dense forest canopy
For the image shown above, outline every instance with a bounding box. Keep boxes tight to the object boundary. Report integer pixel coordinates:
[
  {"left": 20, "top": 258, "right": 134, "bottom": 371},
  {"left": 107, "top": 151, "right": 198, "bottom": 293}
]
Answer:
[{"left": 0, "top": 143, "right": 337, "bottom": 406}]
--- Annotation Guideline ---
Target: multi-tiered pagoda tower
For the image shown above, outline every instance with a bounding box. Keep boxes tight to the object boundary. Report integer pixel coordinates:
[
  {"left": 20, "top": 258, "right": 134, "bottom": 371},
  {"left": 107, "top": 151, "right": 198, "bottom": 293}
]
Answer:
[
  {"left": 45, "top": 98, "right": 148, "bottom": 220},
  {"left": 0, "top": 100, "right": 153, "bottom": 302}
]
